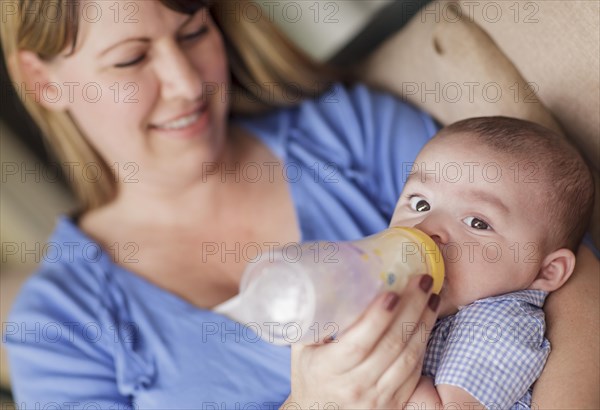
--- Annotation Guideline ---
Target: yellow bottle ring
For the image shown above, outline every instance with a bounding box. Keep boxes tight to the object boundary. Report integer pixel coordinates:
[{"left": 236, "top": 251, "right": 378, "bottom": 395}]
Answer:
[{"left": 389, "top": 226, "right": 445, "bottom": 294}]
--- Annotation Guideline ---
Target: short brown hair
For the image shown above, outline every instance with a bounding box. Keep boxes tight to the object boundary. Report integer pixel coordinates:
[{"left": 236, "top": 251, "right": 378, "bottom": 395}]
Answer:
[{"left": 436, "top": 116, "right": 595, "bottom": 253}]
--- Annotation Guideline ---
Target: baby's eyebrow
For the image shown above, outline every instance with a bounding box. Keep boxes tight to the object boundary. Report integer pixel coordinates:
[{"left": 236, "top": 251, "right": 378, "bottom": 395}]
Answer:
[
  {"left": 405, "top": 168, "right": 429, "bottom": 184},
  {"left": 466, "top": 190, "right": 510, "bottom": 215},
  {"left": 405, "top": 169, "right": 510, "bottom": 215}
]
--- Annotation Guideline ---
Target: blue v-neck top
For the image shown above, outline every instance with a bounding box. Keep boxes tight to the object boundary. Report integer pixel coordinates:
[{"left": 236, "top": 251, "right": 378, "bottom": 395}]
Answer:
[{"left": 4, "top": 83, "right": 439, "bottom": 408}]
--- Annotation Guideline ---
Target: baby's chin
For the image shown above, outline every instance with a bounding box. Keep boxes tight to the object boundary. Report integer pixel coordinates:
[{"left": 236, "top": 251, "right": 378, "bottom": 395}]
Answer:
[
  {"left": 437, "top": 303, "right": 459, "bottom": 318},
  {"left": 436, "top": 285, "right": 459, "bottom": 318}
]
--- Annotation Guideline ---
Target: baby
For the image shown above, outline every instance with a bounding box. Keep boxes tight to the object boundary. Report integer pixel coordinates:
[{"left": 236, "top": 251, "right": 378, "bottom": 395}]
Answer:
[{"left": 388, "top": 117, "right": 595, "bottom": 410}]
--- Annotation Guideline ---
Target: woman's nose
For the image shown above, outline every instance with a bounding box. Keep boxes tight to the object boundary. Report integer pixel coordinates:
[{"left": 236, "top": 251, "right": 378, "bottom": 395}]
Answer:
[{"left": 155, "top": 44, "right": 203, "bottom": 101}]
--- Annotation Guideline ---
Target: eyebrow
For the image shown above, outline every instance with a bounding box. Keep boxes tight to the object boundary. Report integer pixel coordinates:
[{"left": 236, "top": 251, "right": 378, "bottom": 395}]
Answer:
[
  {"left": 405, "top": 169, "right": 433, "bottom": 184},
  {"left": 98, "top": 14, "right": 195, "bottom": 57},
  {"left": 405, "top": 170, "right": 510, "bottom": 215},
  {"left": 465, "top": 190, "right": 510, "bottom": 215}
]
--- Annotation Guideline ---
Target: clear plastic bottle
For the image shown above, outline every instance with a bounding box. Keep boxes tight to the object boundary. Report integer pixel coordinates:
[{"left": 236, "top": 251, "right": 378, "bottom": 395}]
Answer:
[{"left": 214, "top": 226, "right": 444, "bottom": 345}]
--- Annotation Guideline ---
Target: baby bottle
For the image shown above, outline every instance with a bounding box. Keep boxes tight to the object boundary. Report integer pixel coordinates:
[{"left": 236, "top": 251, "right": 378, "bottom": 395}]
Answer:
[{"left": 213, "top": 226, "right": 444, "bottom": 345}]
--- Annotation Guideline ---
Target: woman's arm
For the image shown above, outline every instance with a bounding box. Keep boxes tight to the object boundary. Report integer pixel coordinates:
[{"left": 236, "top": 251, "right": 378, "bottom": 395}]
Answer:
[
  {"left": 532, "top": 245, "right": 600, "bottom": 409},
  {"left": 4, "top": 268, "right": 132, "bottom": 407}
]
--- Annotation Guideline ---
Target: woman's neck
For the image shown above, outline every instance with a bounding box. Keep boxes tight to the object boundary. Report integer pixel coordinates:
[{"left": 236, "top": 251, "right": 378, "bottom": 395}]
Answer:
[{"left": 97, "top": 126, "right": 254, "bottom": 228}]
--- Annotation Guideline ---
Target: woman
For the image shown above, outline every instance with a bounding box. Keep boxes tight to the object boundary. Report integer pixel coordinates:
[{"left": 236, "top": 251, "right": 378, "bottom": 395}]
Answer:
[{"left": 2, "top": 1, "right": 598, "bottom": 408}]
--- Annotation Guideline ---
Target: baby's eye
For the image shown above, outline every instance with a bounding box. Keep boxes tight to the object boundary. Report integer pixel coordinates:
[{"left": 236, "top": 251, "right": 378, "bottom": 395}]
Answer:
[
  {"left": 463, "top": 216, "right": 491, "bottom": 230},
  {"left": 409, "top": 196, "right": 430, "bottom": 212}
]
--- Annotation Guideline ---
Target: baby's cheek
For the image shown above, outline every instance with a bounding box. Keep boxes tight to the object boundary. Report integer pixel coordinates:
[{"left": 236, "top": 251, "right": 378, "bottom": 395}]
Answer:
[
  {"left": 388, "top": 209, "right": 404, "bottom": 227},
  {"left": 389, "top": 207, "right": 422, "bottom": 228},
  {"left": 388, "top": 214, "right": 401, "bottom": 227}
]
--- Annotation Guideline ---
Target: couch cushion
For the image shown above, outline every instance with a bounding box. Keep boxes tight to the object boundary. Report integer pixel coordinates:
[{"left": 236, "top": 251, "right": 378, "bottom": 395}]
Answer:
[{"left": 460, "top": 0, "right": 599, "bottom": 171}]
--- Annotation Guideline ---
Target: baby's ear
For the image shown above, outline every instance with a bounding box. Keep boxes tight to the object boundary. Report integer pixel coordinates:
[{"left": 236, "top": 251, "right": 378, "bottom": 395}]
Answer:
[{"left": 529, "top": 248, "right": 576, "bottom": 292}]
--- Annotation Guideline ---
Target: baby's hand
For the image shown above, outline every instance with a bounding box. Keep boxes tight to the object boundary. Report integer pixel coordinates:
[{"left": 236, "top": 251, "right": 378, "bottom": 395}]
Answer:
[
  {"left": 407, "top": 376, "right": 486, "bottom": 410},
  {"left": 406, "top": 376, "right": 439, "bottom": 409}
]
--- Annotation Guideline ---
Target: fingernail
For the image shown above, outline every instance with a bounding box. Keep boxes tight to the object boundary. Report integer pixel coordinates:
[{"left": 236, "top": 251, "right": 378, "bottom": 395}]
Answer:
[
  {"left": 324, "top": 334, "right": 337, "bottom": 343},
  {"left": 383, "top": 292, "right": 400, "bottom": 312},
  {"left": 428, "top": 294, "right": 440, "bottom": 312},
  {"left": 419, "top": 275, "right": 433, "bottom": 293}
]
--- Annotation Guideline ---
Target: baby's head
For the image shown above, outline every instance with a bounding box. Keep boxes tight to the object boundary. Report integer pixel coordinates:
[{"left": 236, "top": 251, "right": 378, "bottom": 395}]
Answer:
[{"left": 390, "top": 117, "right": 594, "bottom": 317}]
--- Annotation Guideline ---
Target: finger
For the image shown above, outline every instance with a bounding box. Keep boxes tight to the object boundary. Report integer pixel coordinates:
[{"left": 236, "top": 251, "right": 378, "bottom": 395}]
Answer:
[
  {"left": 386, "top": 293, "right": 440, "bottom": 404},
  {"left": 325, "top": 289, "right": 406, "bottom": 371},
  {"left": 289, "top": 343, "right": 307, "bottom": 383},
  {"left": 356, "top": 274, "right": 435, "bottom": 383}
]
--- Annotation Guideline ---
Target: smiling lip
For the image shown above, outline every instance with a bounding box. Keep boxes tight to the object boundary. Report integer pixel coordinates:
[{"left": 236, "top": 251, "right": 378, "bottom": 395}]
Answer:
[
  {"left": 150, "top": 103, "right": 207, "bottom": 129},
  {"left": 148, "top": 104, "right": 211, "bottom": 139}
]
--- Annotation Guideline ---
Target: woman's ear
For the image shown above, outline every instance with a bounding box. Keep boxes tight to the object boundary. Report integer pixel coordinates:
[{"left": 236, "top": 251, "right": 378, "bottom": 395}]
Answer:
[
  {"left": 14, "top": 50, "right": 69, "bottom": 111},
  {"left": 529, "top": 248, "right": 577, "bottom": 292}
]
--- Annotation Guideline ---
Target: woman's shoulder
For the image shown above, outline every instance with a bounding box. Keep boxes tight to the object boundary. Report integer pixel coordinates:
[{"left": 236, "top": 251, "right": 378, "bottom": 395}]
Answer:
[
  {"left": 3, "top": 216, "right": 161, "bottom": 404},
  {"left": 234, "top": 81, "right": 438, "bottom": 163},
  {"left": 6, "top": 216, "right": 116, "bottom": 325},
  {"left": 235, "top": 81, "right": 435, "bottom": 125}
]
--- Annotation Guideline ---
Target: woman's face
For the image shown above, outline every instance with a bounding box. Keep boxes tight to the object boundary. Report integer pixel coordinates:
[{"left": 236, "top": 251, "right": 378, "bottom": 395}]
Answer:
[{"left": 44, "top": 1, "right": 229, "bottom": 189}]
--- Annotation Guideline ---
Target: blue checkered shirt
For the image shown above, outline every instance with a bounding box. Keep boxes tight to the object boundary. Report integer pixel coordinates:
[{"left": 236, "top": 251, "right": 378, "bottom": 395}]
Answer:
[{"left": 423, "top": 289, "right": 550, "bottom": 410}]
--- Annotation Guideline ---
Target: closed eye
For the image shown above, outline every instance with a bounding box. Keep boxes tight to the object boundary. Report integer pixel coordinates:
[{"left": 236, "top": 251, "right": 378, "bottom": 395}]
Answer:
[
  {"left": 114, "top": 25, "right": 209, "bottom": 68},
  {"left": 114, "top": 54, "right": 146, "bottom": 68},
  {"left": 179, "top": 25, "right": 209, "bottom": 42}
]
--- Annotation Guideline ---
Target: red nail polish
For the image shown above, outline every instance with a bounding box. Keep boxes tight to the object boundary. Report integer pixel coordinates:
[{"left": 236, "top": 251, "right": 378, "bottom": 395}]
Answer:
[
  {"left": 383, "top": 292, "right": 400, "bottom": 311},
  {"left": 428, "top": 294, "right": 440, "bottom": 312},
  {"left": 419, "top": 275, "right": 433, "bottom": 293}
]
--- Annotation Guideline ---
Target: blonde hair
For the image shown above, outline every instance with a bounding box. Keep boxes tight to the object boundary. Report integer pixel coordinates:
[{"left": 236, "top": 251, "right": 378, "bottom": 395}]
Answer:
[{"left": 1, "top": 0, "right": 341, "bottom": 212}]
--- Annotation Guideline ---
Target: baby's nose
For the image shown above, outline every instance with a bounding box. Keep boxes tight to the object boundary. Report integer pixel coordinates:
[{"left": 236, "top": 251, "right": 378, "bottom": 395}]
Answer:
[
  {"left": 430, "top": 234, "right": 443, "bottom": 246},
  {"left": 414, "top": 219, "right": 449, "bottom": 245}
]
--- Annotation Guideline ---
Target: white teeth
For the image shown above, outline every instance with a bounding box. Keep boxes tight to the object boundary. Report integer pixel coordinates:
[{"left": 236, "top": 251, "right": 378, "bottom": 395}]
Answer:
[{"left": 155, "top": 109, "right": 203, "bottom": 130}]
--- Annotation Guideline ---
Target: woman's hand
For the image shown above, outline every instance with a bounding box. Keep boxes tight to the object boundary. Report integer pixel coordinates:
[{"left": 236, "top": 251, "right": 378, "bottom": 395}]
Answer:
[{"left": 282, "top": 274, "right": 440, "bottom": 410}]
